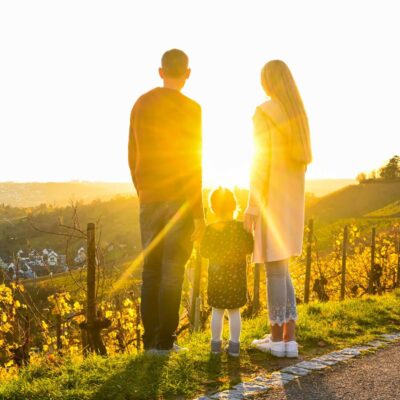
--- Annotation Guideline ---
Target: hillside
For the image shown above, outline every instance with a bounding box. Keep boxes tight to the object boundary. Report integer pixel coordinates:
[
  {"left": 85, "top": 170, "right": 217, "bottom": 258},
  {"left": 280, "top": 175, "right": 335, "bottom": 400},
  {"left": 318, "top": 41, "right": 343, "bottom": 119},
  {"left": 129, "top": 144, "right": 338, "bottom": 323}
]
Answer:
[
  {"left": 305, "top": 179, "right": 356, "bottom": 197},
  {"left": 0, "top": 196, "right": 141, "bottom": 261},
  {"left": 0, "top": 180, "right": 353, "bottom": 208},
  {"left": 0, "top": 182, "right": 134, "bottom": 207},
  {"left": 1, "top": 181, "right": 398, "bottom": 263},
  {"left": 307, "top": 181, "right": 400, "bottom": 221}
]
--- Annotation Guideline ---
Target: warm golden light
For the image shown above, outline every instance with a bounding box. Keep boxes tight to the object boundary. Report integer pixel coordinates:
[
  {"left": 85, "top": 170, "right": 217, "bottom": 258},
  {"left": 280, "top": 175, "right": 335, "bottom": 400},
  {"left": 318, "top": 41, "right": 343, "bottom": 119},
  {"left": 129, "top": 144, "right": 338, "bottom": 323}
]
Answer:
[{"left": 202, "top": 112, "right": 253, "bottom": 189}]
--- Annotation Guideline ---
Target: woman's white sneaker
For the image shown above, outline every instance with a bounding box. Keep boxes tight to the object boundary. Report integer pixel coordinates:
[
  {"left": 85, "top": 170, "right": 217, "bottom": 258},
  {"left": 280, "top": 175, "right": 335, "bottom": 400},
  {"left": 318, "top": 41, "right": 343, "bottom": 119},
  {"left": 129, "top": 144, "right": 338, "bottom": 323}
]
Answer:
[
  {"left": 252, "top": 335, "right": 285, "bottom": 357},
  {"left": 285, "top": 340, "right": 299, "bottom": 358},
  {"left": 251, "top": 334, "right": 270, "bottom": 346}
]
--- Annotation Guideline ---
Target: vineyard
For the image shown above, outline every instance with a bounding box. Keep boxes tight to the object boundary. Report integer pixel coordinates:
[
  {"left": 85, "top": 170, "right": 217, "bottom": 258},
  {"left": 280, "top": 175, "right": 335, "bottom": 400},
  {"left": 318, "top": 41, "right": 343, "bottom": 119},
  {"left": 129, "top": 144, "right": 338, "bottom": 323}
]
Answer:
[{"left": 1, "top": 217, "right": 399, "bottom": 368}]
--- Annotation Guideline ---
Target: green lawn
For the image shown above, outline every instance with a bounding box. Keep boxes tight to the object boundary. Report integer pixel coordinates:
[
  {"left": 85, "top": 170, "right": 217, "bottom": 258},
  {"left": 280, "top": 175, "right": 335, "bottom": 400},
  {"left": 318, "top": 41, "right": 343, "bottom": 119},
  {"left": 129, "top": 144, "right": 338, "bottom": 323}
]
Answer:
[{"left": 1, "top": 290, "right": 400, "bottom": 400}]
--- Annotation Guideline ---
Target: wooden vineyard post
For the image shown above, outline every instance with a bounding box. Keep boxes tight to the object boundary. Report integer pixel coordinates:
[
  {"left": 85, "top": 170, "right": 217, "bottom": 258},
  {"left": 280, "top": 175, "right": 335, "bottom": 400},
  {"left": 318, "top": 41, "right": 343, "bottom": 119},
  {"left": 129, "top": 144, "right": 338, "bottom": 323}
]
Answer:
[
  {"left": 80, "top": 223, "right": 110, "bottom": 356},
  {"left": 304, "top": 219, "right": 314, "bottom": 304},
  {"left": 190, "top": 244, "right": 202, "bottom": 331},
  {"left": 368, "top": 227, "right": 376, "bottom": 294},
  {"left": 190, "top": 208, "right": 207, "bottom": 331},
  {"left": 81, "top": 327, "right": 89, "bottom": 357},
  {"left": 252, "top": 263, "right": 261, "bottom": 316},
  {"left": 340, "top": 225, "right": 348, "bottom": 301},
  {"left": 86, "top": 222, "right": 97, "bottom": 348}
]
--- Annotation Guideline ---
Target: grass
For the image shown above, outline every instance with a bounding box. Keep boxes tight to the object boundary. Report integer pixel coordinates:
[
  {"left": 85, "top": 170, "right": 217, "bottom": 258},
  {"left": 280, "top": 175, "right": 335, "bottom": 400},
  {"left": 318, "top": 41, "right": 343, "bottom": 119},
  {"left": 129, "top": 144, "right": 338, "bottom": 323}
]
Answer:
[
  {"left": 365, "top": 200, "right": 400, "bottom": 217},
  {"left": 1, "top": 290, "right": 400, "bottom": 400}
]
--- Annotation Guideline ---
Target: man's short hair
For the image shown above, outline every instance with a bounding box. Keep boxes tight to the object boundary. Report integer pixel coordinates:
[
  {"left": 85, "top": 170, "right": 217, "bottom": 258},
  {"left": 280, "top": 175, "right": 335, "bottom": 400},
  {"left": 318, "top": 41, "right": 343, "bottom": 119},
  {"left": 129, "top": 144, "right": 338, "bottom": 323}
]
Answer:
[{"left": 161, "top": 49, "right": 189, "bottom": 78}]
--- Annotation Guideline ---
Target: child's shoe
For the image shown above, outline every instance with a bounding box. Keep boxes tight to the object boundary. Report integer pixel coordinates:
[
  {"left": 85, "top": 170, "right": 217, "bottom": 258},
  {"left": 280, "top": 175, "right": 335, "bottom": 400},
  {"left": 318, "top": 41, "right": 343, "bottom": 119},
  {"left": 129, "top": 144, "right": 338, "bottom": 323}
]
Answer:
[
  {"left": 210, "top": 340, "right": 222, "bottom": 355},
  {"left": 252, "top": 334, "right": 285, "bottom": 357},
  {"left": 285, "top": 340, "right": 299, "bottom": 358},
  {"left": 227, "top": 340, "right": 240, "bottom": 357}
]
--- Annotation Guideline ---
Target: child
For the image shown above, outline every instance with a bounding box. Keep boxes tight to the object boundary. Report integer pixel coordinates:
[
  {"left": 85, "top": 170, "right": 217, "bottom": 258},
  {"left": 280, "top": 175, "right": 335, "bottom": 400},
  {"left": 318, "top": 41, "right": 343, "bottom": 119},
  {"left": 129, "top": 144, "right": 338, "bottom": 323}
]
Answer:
[{"left": 201, "top": 188, "right": 253, "bottom": 356}]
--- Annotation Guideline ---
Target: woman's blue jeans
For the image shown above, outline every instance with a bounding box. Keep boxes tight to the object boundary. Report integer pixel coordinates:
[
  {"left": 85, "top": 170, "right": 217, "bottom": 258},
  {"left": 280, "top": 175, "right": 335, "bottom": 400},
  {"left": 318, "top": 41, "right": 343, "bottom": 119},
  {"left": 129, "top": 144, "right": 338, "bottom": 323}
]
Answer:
[{"left": 266, "top": 259, "right": 298, "bottom": 326}]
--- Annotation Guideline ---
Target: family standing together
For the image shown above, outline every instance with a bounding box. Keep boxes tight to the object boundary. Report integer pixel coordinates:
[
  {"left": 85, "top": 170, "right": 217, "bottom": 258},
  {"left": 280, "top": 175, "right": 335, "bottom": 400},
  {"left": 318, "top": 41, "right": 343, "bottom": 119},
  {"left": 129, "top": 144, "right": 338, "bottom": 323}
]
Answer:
[{"left": 128, "top": 49, "right": 312, "bottom": 357}]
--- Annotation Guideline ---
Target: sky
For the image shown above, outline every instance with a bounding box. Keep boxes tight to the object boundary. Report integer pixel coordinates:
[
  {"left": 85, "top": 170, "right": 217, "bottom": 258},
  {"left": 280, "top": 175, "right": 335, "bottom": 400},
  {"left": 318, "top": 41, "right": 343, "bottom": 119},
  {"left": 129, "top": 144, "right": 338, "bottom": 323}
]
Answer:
[{"left": 1, "top": 0, "right": 399, "bottom": 187}]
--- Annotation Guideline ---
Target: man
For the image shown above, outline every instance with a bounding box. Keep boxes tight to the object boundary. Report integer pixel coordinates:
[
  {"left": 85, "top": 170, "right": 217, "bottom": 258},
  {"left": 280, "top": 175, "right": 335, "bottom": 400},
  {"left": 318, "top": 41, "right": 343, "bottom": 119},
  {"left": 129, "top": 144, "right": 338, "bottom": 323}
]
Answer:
[{"left": 128, "top": 49, "right": 204, "bottom": 351}]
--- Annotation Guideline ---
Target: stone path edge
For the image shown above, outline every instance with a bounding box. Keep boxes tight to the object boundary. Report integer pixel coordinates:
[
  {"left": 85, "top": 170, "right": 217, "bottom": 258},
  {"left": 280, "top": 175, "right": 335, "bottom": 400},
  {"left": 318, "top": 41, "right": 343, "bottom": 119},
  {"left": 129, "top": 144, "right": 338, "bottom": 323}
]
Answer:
[{"left": 193, "top": 332, "right": 400, "bottom": 400}]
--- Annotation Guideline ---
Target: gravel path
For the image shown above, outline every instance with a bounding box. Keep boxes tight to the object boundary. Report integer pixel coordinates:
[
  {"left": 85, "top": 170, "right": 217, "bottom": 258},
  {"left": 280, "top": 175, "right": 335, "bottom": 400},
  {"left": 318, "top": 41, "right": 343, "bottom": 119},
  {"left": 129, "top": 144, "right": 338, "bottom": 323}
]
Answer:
[{"left": 259, "top": 342, "right": 400, "bottom": 400}]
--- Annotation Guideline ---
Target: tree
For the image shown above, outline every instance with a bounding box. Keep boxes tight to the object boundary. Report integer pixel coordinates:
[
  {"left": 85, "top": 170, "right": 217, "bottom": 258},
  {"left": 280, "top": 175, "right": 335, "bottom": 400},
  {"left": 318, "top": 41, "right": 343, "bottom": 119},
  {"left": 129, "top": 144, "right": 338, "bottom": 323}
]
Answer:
[
  {"left": 369, "top": 170, "right": 377, "bottom": 180},
  {"left": 379, "top": 155, "right": 400, "bottom": 180},
  {"left": 356, "top": 172, "right": 367, "bottom": 183}
]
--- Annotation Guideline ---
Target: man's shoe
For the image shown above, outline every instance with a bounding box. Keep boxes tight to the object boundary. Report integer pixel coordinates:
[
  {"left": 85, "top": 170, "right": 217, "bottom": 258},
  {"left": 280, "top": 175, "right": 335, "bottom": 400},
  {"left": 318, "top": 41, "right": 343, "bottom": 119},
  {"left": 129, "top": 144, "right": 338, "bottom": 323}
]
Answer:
[
  {"left": 171, "top": 343, "right": 188, "bottom": 353},
  {"left": 145, "top": 348, "right": 168, "bottom": 356},
  {"left": 252, "top": 334, "right": 285, "bottom": 357},
  {"left": 228, "top": 340, "right": 240, "bottom": 357},
  {"left": 285, "top": 341, "right": 299, "bottom": 358},
  {"left": 147, "top": 343, "right": 188, "bottom": 355}
]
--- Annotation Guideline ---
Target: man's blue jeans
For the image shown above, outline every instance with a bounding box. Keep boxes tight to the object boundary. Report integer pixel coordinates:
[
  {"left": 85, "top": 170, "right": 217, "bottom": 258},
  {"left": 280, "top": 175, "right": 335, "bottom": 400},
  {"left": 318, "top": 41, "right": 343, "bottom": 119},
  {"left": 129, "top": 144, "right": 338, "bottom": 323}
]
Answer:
[{"left": 139, "top": 201, "right": 194, "bottom": 350}]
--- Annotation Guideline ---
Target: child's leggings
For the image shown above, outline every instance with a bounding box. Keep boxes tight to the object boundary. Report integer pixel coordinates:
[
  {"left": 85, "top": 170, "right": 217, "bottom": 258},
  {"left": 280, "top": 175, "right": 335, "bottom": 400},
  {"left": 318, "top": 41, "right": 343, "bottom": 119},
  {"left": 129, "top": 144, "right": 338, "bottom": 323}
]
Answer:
[{"left": 211, "top": 308, "right": 241, "bottom": 343}]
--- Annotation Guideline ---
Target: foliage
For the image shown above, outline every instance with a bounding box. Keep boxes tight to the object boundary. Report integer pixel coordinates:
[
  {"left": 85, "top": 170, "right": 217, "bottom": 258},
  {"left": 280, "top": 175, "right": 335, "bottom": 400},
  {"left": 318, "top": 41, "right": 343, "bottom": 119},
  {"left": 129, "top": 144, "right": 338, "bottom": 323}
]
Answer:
[
  {"left": 357, "top": 155, "right": 400, "bottom": 182},
  {"left": 0, "top": 291, "right": 400, "bottom": 399},
  {"left": 292, "top": 221, "right": 400, "bottom": 302},
  {"left": 379, "top": 155, "right": 400, "bottom": 180},
  {"left": 0, "top": 283, "right": 28, "bottom": 365}
]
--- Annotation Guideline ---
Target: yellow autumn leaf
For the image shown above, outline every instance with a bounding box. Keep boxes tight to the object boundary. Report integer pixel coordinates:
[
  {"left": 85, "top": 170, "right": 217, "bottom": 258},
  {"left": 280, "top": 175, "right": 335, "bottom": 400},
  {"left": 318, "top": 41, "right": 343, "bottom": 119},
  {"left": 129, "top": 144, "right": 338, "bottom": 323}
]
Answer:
[{"left": 123, "top": 299, "right": 132, "bottom": 307}]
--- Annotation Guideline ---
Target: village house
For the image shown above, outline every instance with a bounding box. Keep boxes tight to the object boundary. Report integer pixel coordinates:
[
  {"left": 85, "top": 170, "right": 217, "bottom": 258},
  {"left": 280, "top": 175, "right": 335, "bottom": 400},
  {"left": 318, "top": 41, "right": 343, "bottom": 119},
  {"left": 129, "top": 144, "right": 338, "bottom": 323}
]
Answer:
[
  {"left": 47, "top": 250, "right": 58, "bottom": 267},
  {"left": 1, "top": 245, "right": 87, "bottom": 280}
]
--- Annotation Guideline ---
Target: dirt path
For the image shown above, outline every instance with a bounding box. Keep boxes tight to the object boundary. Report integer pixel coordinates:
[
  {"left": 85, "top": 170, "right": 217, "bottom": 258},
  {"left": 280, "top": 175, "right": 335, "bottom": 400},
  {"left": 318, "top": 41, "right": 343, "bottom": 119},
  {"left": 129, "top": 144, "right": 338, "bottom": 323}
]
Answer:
[{"left": 259, "top": 342, "right": 400, "bottom": 400}]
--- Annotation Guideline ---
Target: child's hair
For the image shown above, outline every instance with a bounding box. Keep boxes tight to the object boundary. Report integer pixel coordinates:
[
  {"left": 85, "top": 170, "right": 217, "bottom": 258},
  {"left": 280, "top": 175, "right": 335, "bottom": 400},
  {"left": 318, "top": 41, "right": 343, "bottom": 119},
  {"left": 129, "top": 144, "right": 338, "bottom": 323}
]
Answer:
[{"left": 209, "top": 187, "right": 237, "bottom": 215}]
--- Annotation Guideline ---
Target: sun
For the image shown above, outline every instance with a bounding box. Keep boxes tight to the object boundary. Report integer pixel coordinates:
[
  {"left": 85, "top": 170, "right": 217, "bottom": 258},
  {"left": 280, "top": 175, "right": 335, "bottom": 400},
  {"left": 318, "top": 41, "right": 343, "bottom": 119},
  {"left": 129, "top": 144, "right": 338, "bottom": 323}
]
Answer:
[{"left": 202, "top": 114, "right": 253, "bottom": 189}]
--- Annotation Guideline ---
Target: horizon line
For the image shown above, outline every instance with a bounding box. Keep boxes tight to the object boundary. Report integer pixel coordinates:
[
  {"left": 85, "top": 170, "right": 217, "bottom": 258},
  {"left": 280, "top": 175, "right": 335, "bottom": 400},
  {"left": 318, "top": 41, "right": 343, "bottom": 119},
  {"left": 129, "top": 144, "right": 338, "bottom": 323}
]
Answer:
[{"left": 0, "top": 178, "right": 358, "bottom": 185}]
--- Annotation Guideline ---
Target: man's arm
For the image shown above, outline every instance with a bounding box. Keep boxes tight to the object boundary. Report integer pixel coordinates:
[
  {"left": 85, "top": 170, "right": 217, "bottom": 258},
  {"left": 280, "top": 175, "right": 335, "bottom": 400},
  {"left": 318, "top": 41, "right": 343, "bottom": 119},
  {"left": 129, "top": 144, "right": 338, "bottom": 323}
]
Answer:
[
  {"left": 128, "top": 105, "right": 138, "bottom": 193},
  {"left": 190, "top": 105, "right": 204, "bottom": 220},
  {"left": 187, "top": 104, "right": 205, "bottom": 242}
]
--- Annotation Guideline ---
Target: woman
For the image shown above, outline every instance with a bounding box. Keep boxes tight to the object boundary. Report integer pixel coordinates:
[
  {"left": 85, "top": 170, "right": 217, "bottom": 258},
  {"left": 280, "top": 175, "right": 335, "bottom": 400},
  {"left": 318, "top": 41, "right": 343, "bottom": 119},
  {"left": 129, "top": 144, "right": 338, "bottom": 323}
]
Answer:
[{"left": 244, "top": 60, "right": 312, "bottom": 358}]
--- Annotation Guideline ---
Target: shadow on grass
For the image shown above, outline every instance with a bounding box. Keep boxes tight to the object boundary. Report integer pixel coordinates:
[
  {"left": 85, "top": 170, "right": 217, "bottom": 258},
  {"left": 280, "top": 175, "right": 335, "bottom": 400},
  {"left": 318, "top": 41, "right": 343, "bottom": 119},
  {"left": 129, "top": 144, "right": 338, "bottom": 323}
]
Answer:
[
  {"left": 92, "top": 353, "right": 170, "bottom": 400},
  {"left": 245, "top": 348, "right": 303, "bottom": 374},
  {"left": 198, "top": 352, "right": 244, "bottom": 397}
]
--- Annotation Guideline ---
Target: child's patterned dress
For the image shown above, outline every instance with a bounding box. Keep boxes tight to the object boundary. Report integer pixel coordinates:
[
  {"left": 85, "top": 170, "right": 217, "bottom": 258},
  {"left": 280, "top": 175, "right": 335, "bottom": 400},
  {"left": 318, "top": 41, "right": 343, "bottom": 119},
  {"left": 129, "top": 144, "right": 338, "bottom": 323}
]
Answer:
[{"left": 201, "top": 220, "right": 254, "bottom": 309}]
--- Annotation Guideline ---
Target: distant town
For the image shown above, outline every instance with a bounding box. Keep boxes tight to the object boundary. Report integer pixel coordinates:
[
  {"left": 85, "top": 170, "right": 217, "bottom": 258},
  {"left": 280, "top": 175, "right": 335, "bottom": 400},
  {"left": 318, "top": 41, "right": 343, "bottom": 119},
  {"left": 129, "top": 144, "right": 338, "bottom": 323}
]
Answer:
[{"left": 0, "top": 247, "right": 87, "bottom": 281}]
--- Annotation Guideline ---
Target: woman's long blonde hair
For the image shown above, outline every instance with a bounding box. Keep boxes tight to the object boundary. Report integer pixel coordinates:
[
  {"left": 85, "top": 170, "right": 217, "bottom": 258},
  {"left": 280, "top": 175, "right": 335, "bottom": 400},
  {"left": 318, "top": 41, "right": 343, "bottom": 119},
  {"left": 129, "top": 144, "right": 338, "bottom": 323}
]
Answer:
[{"left": 261, "top": 60, "right": 312, "bottom": 165}]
